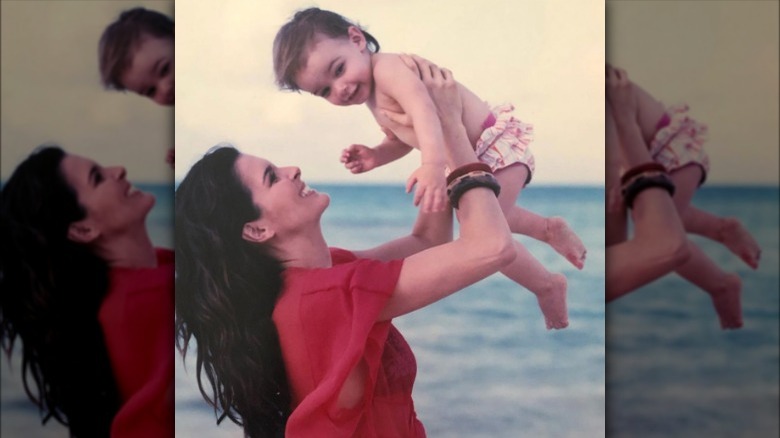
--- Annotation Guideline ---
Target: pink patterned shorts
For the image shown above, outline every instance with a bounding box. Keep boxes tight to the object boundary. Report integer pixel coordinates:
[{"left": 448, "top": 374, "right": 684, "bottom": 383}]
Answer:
[
  {"left": 650, "top": 103, "right": 710, "bottom": 185},
  {"left": 475, "top": 103, "right": 535, "bottom": 185}
]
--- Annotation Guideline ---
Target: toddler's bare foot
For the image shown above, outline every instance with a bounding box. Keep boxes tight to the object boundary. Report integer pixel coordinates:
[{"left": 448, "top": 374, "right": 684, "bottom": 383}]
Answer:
[
  {"left": 535, "top": 273, "right": 569, "bottom": 330},
  {"left": 708, "top": 273, "right": 743, "bottom": 330},
  {"left": 544, "top": 217, "right": 587, "bottom": 270},
  {"left": 717, "top": 218, "right": 761, "bottom": 269}
]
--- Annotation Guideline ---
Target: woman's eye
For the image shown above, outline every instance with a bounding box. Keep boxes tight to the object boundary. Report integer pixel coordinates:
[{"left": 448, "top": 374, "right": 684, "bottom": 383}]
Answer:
[
  {"left": 160, "top": 63, "right": 169, "bottom": 76},
  {"left": 269, "top": 172, "right": 278, "bottom": 184}
]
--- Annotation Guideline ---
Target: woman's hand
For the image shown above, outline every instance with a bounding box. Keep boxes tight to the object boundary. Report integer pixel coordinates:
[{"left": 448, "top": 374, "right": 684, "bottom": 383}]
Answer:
[{"left": 384, "top": 54, "right": 462, "bottom": 129}]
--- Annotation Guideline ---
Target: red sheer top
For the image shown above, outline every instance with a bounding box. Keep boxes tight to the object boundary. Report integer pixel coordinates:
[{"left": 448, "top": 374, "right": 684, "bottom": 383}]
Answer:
[
  {"left": 98, "top": 248, "right": 174, "bottom": 437},
  {"left": 274, "top": 248, "right": 426, "bottom": 437}
]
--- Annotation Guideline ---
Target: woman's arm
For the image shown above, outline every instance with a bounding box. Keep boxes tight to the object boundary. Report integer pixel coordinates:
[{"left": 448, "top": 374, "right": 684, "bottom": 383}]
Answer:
[
  {"left": 605, "top": 65, "right": 690, "bottom": 301},
  {"left": 373, "top": 55, "right": 448, "bottom": 212},
  {"left": 373, "top": 55, "right": 448, "bottom": 168},
  {"left": 376, "top": 60, "right": 515, "bottom": 320}
]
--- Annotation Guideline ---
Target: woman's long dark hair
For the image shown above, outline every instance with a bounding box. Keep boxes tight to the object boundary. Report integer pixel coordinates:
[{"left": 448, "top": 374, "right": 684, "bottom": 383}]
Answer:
[
  {"left": 175, "top": 146, "right": 291, "bottom": 437},
  {"left": 0, "top": 146, "right": 120, "bottom": 436}
]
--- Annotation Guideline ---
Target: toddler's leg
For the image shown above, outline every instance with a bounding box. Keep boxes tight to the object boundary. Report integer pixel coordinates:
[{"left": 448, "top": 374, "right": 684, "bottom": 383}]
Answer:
[
  {"left": 668, "top": 164, "right": 761, "bottom": 269},
  {"left": 667, "top": 165, "right": 743, "bottom": 327},
  {"left": 496, "top": 165, "right": 587, "bottom": 269},
  {"left": 683, "top": 207, "right": 761, "bottom": 269},
  {"left": 504, "top": 240, "right": 569, "bottom": 329},
  {"left": 493, "top": 165, "right": 569, "bottom": 328},
  {"left": 675, "top": 242, "right": 743, "bottom": 329}
]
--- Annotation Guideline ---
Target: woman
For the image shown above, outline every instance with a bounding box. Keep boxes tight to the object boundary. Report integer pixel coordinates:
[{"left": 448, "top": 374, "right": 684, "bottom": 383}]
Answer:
[
  {"left": 0, "top": 146, "right": 173, "bottom": 436},
  {"left": 175, "top": 61, "right": 515, "bottom": 437}
]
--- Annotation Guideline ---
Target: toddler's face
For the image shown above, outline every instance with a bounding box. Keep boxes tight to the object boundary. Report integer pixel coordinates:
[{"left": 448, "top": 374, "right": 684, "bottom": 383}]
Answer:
[
  {"left": 120, "top": 34, "right": 174, "bottom": 106},
  {"left": 294, "top": 28, "right": 373, "bottom": 107}
]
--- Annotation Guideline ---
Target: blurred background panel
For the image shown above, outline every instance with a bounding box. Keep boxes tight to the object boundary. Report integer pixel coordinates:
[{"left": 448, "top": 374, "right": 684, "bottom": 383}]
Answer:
[
  {"left": 606, "top": 1, "right": 779, "bottom": 437},
  {"left": 1, "top": 2, "right": 173, "bottom": 437},
  {"left": 1, "top": 0, "right": 173, "bottom": 184}
]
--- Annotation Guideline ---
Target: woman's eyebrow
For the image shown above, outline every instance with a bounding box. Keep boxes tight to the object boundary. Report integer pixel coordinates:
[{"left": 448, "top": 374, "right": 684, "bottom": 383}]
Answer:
[{"left": 89, "top": 164, "right": 100, "bottom": 186}]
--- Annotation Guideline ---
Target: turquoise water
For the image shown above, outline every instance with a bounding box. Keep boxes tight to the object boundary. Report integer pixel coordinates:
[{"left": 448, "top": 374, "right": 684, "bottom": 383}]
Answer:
[
  {"left": 175, "top": 184, "right": 606, "bottom": 437},
  {"left": 4, "top": 184, "right": 774, "bottom": 437},
  {"left": 607, "top": 186, "right": 780, "bottom": 437}
]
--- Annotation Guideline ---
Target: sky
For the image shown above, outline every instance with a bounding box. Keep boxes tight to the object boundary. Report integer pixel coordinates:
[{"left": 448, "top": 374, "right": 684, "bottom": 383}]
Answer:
[
  {"left": 1, "top": 0, "right": 173, "bottom": 184},
  {"left": 607, "top": 0, "right": 779, "bottom": 185},
  {"left": 175, "top": 0, "right": 606, "bottom": 185},
  {"left": 2, "top": 1, "right": 776, "bottom": 186}
]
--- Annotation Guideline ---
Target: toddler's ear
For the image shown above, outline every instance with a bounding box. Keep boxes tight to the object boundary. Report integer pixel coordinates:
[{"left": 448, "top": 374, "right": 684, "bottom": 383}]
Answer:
[{"left": 347, "top": 26, "right": 366, "bottom": 49}]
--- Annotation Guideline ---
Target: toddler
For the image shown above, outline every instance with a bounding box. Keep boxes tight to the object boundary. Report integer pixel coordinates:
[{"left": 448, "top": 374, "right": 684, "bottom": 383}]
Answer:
[
  {"left": 273, "top": 8, "right": 589, "bottom": 329},
  {"left": 99, "top": 7, "right": 174, "bottom": 165}
]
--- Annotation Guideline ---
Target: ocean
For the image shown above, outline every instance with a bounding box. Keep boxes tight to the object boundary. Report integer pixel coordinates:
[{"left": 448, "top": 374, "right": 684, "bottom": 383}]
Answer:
[
  {"left": 607, "top": 186, "right": 780, "bottom": 437},
  {"left": 606, "top": 186, "right": 780, "bottom": 438},
  {"left": 2, "top": 185, "right": 776, "bottom": 437},
  {"left": 173, "top": 184, "right": 606, "bottom": 437}
]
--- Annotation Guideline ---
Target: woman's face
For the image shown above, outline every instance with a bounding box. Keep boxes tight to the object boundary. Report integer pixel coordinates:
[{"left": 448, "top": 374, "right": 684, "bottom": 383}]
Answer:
[
  {"left": 235, "top": 154, "right": 329, "bottom": 242},
  {"left": 60, "top": 154, "right": 155, "bottom": 242}
]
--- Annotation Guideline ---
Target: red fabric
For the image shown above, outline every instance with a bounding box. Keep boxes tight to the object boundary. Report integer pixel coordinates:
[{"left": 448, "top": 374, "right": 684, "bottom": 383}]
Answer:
[
  {"left": 274, "top": 248, "right": 426, "bottom": 438},
  {"left": 98, "top": 248, "right": 174, "bottom": 438}
]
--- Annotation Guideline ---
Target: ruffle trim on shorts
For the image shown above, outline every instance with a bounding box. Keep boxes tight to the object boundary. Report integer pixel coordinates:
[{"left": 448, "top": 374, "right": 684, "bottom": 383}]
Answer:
[
  {"left": 648, "top": 102, "right": 710, "bottom": 181},
  {"left": 475, "top": 103, "right": 536, "bottom": 176}
]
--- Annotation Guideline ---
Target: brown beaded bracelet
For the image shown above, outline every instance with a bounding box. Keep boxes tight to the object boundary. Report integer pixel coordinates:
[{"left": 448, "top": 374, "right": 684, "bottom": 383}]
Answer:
[
  {"left": 447, "top": 170, "right": 501, "bottom": 209},
  {"left": 621, "top": 173, "right": 676, "bottom": 208},
  {"left": 446, "top": 162, "right": 492, "bottom": 186},
  {"left": 620, "top": 162, "right": 667, "bottom": 186}
]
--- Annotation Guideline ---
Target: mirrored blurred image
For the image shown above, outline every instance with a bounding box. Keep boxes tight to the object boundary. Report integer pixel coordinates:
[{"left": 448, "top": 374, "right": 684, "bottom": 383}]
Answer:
[
  {"left": 606, "top": 1, "right": 779, "bottom": 436},
  {"left": 1, "top": 1, "right": 174, "bottom": 436}
]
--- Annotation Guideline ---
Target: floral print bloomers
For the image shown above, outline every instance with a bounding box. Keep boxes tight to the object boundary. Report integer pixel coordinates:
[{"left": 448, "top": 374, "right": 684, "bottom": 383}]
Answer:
[
  {"left": 650, "top": 103, "right": 710, "bottom": 185},
  {"left": 475, "top": 103, "right": 536, "bottom": 185}
]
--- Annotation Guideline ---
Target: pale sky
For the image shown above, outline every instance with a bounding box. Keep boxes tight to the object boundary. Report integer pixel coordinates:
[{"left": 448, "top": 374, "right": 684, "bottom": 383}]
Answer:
[
  {"left": 176, "top": 0, "right": 606, "bottom": 185},
  {"left": 1, "top": 0, "right": 173, "bottom": 184},
  {"left": 608, "top": 0, "right": 779, "bottom": 185}
]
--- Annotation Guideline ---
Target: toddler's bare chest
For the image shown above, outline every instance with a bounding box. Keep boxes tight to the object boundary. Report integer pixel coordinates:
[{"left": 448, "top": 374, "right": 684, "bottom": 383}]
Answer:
[{"left": 367, "top": 97, "right": 421, "bottom": 149}]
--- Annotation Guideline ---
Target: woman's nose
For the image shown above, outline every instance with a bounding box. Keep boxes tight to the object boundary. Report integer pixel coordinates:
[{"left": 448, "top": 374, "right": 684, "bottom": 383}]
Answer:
[
  {"left": 282, "top": 166, "right": 301, "bottom": 180},
  {"left": 111, "top": 166, "right": 127, "bottom": 180}
]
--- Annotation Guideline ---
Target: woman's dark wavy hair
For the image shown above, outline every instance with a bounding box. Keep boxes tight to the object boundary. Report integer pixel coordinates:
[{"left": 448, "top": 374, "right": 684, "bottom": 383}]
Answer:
[
  {"left": 273, "top": 7, "right": 380, "bottom": 91},
  {"left": 175, "top": 146, "right": 291, "bottom": 437},
  {"left": 0, "top": 146, "right": 120, "bottom": 436}
]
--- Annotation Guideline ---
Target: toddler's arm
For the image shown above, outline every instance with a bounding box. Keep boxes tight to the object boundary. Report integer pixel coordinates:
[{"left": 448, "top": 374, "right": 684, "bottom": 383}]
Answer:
[
  {"left": 374, "top": 55, "right": 449, "bottom": 212},
  {"left": 341, "top": 128, "right": 413, "bottom": 174}
]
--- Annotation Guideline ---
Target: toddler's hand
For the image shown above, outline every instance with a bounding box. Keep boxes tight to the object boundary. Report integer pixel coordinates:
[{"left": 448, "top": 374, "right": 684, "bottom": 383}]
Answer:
[
  {"left": 406, "top": 163, "right": 447, "bottom": 213},
  {"left": 341, "top": 144, "right": 377, "bottom": 174}
]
